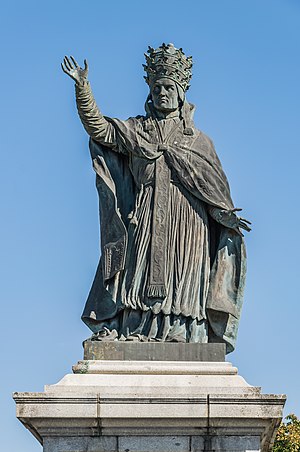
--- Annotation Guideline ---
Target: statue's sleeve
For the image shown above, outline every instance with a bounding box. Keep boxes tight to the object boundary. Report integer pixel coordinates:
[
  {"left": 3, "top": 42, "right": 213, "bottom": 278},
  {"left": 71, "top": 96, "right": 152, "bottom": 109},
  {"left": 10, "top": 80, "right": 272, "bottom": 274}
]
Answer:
[
  {"left": 75, "top": 82, "right": 127, "bottom": 153},
  {"left": 208, "top": 206, "right": 242, "bottom": 235},
  {"left": 208, "top": 206, "right": 226, "bottom": 223}
]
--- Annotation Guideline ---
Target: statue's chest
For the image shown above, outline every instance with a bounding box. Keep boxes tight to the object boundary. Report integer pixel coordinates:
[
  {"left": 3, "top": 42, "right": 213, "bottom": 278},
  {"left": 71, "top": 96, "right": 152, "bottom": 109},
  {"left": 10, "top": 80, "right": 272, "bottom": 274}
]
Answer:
[
  {"left": 129, "top": 119, "right": 199, "bottom": 186},
  {"left": 134, "top": 118, "right": 186, "bottom": 157}
]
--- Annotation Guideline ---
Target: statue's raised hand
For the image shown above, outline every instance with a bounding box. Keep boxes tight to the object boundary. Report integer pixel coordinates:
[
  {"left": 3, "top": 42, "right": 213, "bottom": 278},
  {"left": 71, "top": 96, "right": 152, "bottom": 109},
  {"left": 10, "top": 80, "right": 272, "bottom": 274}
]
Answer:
[{"left": 61, "top": 56, "right": 88, "bottom": 86}]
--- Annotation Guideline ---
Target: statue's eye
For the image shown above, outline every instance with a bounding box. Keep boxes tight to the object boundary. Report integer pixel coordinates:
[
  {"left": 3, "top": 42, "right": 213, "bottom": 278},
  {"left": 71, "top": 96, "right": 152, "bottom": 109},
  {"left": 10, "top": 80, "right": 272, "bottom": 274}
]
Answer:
[{"left": 167, "top": 85, "right": 174, "bottom": 91}]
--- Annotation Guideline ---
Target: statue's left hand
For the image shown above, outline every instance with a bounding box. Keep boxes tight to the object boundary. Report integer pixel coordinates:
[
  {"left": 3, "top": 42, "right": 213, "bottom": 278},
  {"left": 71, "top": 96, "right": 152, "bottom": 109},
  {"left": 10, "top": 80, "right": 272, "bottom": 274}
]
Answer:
[{"left": 221, "top": 208, "right": 252, "bottom": 236}]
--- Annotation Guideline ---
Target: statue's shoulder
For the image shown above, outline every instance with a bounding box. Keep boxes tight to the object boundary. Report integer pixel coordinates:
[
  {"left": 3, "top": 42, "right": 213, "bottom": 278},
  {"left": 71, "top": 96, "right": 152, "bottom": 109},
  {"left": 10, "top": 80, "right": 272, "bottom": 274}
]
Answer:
[
  {"left": 125, "top": 115, "right": 146, "bottom": 124},
  {"left": 108, "top": 115, "right": 145, "bottom": 126},
  {"left": 114, "top": 115, "right": 147, "bottom": 131},
  {"left": 194, "top": 128, "right": 215, "bottom": 149},
  {"left": 194, "top": 128, "right": 224, "bottom": 169},
  {"left": 124, "top": 115, "right": 156, "bottom": 136},
  {"left": 106, "top": 115, "right": 146, "bottom": 142},
  {"left": 195, "top": 127, "right": 213, "bottom": 146}
]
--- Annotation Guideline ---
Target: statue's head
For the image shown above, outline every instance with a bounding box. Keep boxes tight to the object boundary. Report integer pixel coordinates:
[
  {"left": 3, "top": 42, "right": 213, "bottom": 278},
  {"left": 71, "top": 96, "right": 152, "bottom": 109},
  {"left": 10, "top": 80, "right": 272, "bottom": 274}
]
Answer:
[{"left": 143, "top": 43, "right": 193, "bottom": 114}]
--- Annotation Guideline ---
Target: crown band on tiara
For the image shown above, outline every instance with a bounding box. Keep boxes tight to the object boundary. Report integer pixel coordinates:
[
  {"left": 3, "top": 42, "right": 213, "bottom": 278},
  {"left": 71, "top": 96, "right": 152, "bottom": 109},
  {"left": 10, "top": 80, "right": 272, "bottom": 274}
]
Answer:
[{"left": 143, "top": 43, "right": 193, "bottom": 92}]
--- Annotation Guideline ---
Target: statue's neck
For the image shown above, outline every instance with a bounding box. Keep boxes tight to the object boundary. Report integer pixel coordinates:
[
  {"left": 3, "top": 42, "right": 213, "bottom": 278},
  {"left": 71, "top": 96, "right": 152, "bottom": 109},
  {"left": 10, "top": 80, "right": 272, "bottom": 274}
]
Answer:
[{"left": 153, "top": 109, "right": 180, "bottom": 120}]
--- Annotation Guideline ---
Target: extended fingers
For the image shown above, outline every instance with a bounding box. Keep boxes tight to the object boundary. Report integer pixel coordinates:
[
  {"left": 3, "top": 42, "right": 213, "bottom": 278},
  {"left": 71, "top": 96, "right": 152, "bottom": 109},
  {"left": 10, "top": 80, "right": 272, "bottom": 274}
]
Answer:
[
  {"left": 231, "top": 207, "right": 242, "bottom": 213},
  {"left": 70, "top": 55, "right": 79, "bottom": 67},
  {"left": 64, "top": 56, "right": 74, "bottom": 71},
  {"left": 239, "top": 217, "right": 252, "bottom": 225},
  {"left": 61, "top": 62, "right": 68, "bottom": 74},
  {"left": 84, "top": 59, "right": 89, "bottom": 71},
  {"left": 61, "top": 60, "right": 77, "bottom": 81},
  {"left": 239, "top": 222, "right": 251, "bottom": 231}
]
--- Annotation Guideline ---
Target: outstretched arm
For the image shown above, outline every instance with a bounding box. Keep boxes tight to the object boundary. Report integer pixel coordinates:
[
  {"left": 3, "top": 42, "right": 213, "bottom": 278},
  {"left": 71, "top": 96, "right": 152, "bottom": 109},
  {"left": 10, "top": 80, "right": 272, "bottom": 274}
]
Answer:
[
  {"left": 208, "top": 206, "right": 251, "bottom": 237},
  {"left": 61, "top": 56, "right": 117, "bottom": 147}
]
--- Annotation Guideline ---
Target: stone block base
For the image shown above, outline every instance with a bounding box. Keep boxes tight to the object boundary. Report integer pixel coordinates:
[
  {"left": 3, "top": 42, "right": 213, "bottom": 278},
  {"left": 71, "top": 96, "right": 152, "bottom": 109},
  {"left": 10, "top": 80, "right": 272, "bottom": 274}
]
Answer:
[
  {"left": 14, "top": 355, "right": 285, "bottom": 452},
  {"left": 43, "top": 435, "right": 261, "bottom": 452},
  {"left": 83, "top": 341, "right": 226, "bottom": 362}
]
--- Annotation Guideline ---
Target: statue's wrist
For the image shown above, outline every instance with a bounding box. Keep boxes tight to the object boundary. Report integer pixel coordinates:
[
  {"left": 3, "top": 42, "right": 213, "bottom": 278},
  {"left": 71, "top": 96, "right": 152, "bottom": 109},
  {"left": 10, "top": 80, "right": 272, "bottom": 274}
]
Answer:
[
  {"left": 210, "top": 207, "right": 239, "bottom": 228},
  {"left": 75, "top": 79, "right": 89, "bottom": 88},
  {"left": 221, "top": 212, "right": 239, "bottom": 229}
]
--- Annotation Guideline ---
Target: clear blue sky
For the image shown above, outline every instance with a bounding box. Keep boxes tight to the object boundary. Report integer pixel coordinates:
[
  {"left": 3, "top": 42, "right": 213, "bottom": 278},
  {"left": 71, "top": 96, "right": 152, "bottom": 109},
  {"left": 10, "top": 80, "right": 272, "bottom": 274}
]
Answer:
[{"left": 1, "top": 1, "right": 299, "bottom": 450}]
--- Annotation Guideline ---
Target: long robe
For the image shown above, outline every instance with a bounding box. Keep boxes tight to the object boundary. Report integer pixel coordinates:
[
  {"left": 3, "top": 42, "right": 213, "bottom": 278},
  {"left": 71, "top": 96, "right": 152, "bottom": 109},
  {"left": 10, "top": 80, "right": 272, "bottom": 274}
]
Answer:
[{"left": 81, "top": 111, "right": 246, "bottom": 353}]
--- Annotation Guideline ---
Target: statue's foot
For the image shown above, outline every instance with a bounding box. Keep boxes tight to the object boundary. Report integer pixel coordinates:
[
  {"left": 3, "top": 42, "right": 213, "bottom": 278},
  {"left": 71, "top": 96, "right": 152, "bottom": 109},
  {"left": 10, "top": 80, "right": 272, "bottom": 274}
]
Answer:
[
  {"left": 125, "top": 334, "right": 149, "bottom": 342},
  {"left": 165, "top": 334, "right": 186, "bottom": 343},
  {"left": 90, "top": 327, "right": 118, "bottom": 342}
]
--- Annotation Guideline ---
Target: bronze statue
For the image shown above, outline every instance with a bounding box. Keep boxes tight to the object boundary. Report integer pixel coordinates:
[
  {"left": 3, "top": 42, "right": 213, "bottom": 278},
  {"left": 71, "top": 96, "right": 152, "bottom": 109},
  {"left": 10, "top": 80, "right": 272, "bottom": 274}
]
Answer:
[{"left": 62, "top": 43, "right": 251, "bottom": 353}]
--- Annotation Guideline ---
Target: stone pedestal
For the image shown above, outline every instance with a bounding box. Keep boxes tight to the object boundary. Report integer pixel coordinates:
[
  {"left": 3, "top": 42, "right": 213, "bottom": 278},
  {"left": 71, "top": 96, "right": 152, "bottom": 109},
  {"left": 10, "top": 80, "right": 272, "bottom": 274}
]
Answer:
[{"left": 14, "top": 344, "right": 285, "bottom": 452}]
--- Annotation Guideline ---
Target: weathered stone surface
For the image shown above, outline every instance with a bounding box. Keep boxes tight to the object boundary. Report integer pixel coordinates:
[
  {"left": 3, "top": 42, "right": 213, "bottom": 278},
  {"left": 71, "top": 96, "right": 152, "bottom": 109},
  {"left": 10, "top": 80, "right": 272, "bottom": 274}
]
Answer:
[
  {"left": 210, "top": 435, "right": 260, "bottom": 451},
  {"left": 118, "top": 436, "right": 190, "bottom": 452},
  {"left": 43, "top": 435, "right": 260, "bottom": 452},
  {"left": 191, "top": 434, "right": 260, "bottom": 451},
  {"left": 72, "top": 359, "right": 238, "bottom": 376},
  {"left": 14, "top": 360, "right": 285, "bottom": 451},
  {"left": 83, "top": 341, "right": 226, "bottom": 362},
  {"left": 44, "top": 437, "right": 117, "bottom": 452}
]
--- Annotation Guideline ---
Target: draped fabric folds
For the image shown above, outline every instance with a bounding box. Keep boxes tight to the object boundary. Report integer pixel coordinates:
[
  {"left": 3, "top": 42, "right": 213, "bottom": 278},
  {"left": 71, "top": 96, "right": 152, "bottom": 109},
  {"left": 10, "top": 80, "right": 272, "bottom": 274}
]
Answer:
[{"left": 81, "top": 114, "right": 246, "bottom": 353}]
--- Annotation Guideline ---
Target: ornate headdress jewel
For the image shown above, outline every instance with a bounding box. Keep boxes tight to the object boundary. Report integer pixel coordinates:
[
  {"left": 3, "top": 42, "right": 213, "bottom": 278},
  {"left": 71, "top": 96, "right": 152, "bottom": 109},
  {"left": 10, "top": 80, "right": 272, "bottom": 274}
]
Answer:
[{"left": 143, "top": 43, "right": 193, "bottom": 92}]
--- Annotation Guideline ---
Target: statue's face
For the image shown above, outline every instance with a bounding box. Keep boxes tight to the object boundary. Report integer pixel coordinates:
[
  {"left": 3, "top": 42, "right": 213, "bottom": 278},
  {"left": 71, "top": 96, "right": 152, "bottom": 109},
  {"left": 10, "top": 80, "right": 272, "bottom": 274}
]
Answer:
[{"left": 150, "top": 78, "right": 179, "bottom": 112}]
